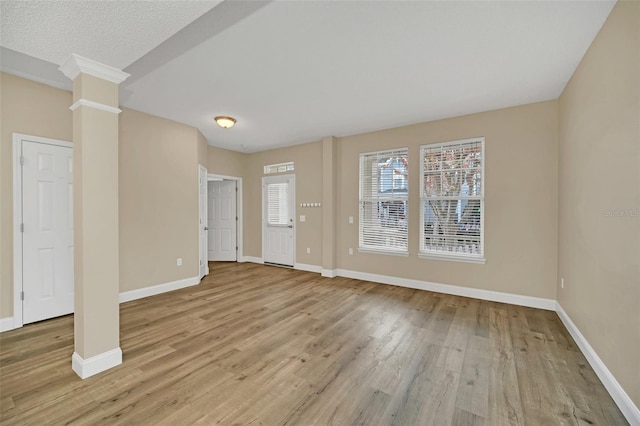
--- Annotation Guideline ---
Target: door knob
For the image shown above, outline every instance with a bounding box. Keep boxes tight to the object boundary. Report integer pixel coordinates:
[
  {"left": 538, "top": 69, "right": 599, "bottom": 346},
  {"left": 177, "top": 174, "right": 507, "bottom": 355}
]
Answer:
[{"left": 204, "top": 227, "right": 209, "bottom": 231}]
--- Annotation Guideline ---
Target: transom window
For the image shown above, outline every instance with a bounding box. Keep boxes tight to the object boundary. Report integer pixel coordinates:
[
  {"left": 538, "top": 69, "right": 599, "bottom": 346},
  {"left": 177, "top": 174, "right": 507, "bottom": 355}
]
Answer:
[
  {"left": 359, "top": 148, "right": 409, "bottom": 255},
  {"left": 420, "top": 138, "right": 484, "bottom": 263},
  {"left": 264, "top": 161, "right": 294, "bottom": 174}
]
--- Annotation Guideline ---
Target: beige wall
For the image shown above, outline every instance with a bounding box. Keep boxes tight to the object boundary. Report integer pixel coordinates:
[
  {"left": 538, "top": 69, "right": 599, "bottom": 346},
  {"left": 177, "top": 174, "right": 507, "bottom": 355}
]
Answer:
[
  {"left": 558, "top": 0, "right": 640, "bottom": 407},
  {"left": 207, "top": 145, "right": 246, "bottom": 178},
  {"left": 0, "top": 73, "right": 204, "bottom": 319},
  {"left": 0, "top": 73, "right": 204, "bottom": 318},
  {"left": 216, "top": 102, "right": 559, "bottom": 301},
  {"left": 197, "top": 130, "right": 208, "bottom": 168},
  {"left": 119, "top": 108, "right": 200, "bottom": 292},
  {"left": 0, "top": 72, "right": 73, "bottom": 318},
  {"left": 337, "top": 101, "right": 559, "bottom": 299},
  {"left": 243, "top": 141, "right": 323, "bottom": 266}
]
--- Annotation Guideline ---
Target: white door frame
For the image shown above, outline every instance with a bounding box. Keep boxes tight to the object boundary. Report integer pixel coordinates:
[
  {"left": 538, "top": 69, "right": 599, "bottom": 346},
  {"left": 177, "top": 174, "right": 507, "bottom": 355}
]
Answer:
[
  {"left": 208, "top": 173, "right": 243, "bottom": 261},
  {"left": 262, "top": 174, "right": 296, "bottom": 266},
  {"left": 13, "top": 133, "right": 73, "bottom": 329},
  {"left": 199, "top": 165, "right": 209, "bottom": 278}
]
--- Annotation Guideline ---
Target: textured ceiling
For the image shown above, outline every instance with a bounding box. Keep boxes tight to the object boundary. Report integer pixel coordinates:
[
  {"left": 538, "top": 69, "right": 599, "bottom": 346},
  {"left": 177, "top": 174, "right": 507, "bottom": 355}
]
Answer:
[
  {"left": 0, "top": 0, "right": 221, "bottom": 68},
  {"left": 0, "top": 0, "right": 615, "bottom": 153}
]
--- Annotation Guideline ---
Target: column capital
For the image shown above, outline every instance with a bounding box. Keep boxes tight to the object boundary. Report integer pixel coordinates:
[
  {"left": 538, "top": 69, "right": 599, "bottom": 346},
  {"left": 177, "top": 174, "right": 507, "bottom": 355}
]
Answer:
[{"left": 59, "top": 54, "right": 130, "bottom": 84}]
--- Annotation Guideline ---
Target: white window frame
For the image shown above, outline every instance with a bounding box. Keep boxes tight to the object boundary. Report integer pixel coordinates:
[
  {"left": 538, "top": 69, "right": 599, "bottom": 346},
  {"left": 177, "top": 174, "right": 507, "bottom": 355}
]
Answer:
[
  {"left": 264, "top": 161, "right": 294, "bottom": 175},
  {"left": 419, "top": 137, "right": 485, "bottom": 264},
  {"left": 358, "top": 148, "right": 409, "bottom": 256}
]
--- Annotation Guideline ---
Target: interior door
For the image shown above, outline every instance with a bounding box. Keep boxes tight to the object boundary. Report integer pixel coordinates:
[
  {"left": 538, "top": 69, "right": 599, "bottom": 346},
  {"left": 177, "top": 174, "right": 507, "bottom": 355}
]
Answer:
[
  {"left": 21, "top": 140, "right": 74, "bottom": 324},
  {"left": 199, "top": 166, "right": 208, "bottom": 278},
  {"left": 263, "top": 175, "right": 294, "bottom": 266},
  {"left": 208, "top": 180, "right": 237, "bottom": 261}
]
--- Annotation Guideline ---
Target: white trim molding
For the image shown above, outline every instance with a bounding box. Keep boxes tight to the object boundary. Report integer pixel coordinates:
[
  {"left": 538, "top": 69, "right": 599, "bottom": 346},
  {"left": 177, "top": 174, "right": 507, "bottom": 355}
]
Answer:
[
  {"left": 321, "top": 269, "right": 338, "bottom": 278},
  {"left": 295, "top": 263, "right": 322, "bottom": 274},
  {"left": 0, "top": 317, "right": 16, "bottom": 332},
  {"left": 69, "top": 99, "right": 121, "bottom": 114},
  {"left": 556, "top": 303, "right": 640, "bottom": 425},
  {"left": 72, "top": 348, "right": 122, "bottom": 379},
  {"left": 59, "top": 54, "right": 130, "bottom": 84},
  {"left": 335, "top": 269, "right": 556, "bottom": 311},
  {"left": 119, "top": 276, "right": 200, "bottom": 304},
  {"left": 239, "top": 256, "right": 264, "bottom": 264}
]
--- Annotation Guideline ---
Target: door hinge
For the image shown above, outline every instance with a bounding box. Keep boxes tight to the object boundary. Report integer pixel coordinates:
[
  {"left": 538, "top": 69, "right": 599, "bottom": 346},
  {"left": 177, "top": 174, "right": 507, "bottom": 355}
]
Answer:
[
  {"left": 236, "top": 216, "right": 238, "bottom": 221},
  {"left": 236, "top": 246, "right": 238, "bottom": 250},
  {"left": 20, "top": 156, "right": 25, "bottom": 166},
  {"left": 20, "top": 291, "right": 24, "bottom": 301},
  {"left": 20, "top": 223, "right": 24, "bottom": 233}
]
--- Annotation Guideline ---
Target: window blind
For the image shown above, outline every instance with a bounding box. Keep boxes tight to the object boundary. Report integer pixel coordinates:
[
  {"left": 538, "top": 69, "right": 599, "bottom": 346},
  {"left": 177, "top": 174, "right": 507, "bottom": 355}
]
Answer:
[
  {"left": 267, "top": 182, "right": 289, "bottom": 225},
  {"left": 359, "top": 148, "right": 408, "bottom": 253},
  {"left": 420, "top": 138, "right": 484, "bottom": 259}
]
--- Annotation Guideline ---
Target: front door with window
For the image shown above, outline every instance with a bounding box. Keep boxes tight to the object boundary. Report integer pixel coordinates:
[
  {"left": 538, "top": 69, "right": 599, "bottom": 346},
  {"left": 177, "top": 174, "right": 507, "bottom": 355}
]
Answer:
[{"left": 263, "top": 175, "right": 295, "bottom": 266}]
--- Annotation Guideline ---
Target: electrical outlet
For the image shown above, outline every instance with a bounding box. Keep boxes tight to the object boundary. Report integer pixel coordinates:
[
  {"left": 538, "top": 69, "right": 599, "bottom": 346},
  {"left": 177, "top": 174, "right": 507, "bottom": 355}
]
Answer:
[
  {"left": 306, "top": 247, "right": 311, "bottom": 254},
  {"left": 349, "top": 248, "right": 353, "bottom": 255},
  {"left": 177, "top": 258, "right": 183, "bottom": 266},
  {"left": 349, "top": 216, "right": 354, "bottom": 224},
  {"left": 561, "top": 277, "right": 564, "bottom": 289}
]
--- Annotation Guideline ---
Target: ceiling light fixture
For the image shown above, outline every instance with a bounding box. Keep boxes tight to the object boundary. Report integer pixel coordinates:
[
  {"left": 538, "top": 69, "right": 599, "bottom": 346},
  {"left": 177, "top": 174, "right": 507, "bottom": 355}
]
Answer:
[{"left": 214, "top": 116, "right": 236, "bottom": 129}]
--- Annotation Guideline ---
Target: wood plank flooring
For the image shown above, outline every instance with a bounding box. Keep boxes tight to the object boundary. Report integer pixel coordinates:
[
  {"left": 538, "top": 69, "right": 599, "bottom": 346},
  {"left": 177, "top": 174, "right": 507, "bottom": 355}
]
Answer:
[{"left": 0, "top": 262, "right": 627, "bottom": 425}]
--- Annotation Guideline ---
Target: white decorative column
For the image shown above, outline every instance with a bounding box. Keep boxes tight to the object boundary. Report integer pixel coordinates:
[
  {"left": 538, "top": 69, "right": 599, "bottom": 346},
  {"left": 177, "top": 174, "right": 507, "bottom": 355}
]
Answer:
[{"left": 59, "top": 55, "right": 129, "bottom": 379}]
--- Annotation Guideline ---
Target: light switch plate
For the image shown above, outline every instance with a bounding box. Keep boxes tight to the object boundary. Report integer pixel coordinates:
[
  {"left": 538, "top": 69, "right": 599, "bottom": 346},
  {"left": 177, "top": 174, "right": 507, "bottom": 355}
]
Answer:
[{"left": 300, "top": 215, "right": 306, "bottom": 222}]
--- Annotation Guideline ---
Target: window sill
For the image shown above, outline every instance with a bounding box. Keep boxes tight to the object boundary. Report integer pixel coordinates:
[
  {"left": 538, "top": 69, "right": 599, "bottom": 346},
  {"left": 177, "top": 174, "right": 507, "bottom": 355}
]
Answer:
[
  {"left": 358, "top": 248, "right": 409, "bottom": 257},
  {"left": 418, "top": 252, "right": 486, "bottom": 264}
]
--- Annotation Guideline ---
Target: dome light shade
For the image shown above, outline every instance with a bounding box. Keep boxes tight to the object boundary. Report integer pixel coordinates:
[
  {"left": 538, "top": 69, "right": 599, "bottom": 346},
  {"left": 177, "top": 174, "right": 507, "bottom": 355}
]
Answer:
[{"left": 214, "top": 116, "right": 236, "bottom": 128}]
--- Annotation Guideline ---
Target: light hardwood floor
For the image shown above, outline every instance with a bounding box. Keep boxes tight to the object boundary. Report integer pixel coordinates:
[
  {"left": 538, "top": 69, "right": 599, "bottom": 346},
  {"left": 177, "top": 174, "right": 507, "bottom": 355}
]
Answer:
[{"left": 0, "top": 262, "right": 627, "bottom": 425}]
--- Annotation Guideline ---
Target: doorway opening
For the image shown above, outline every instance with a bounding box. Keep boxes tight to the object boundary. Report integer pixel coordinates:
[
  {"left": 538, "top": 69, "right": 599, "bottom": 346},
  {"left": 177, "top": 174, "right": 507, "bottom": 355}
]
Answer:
[
  {"left": 13, "top": 133, "right": 74, "bottom": 328},
  {"left": 207, "top": 174, "right": 243, "bottom": 263}
]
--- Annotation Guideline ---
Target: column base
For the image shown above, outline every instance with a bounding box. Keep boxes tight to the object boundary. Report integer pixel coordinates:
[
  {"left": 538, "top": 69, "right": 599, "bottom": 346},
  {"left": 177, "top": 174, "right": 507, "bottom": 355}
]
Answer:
[
  {"left": 72, "top": 347, "right": 122, "bottom": 379},
  {"left": 321, "top": 269, "right": 337, "bottom": 278}
]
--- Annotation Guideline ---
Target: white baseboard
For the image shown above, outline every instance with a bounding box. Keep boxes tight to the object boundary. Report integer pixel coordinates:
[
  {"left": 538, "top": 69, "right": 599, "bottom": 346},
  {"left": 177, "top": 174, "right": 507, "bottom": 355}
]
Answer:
[
  {"left": 321, "top": 269, "right": 337, "bottom": 278},
  {"left": 295, "top": 263, "right": 322, "bottom": 273},
  {"left": 72, "top": 347, "right": 122, "bottom": 379},
  {"left": 0, "top": 316, "right": 16, "bottom": 332},
  {"left": 556, "top": 303, "right": 640, "bottom": 425},
  {"left": 119, "top": 276, "right": 200, "bottom": 303},
  {"left": 239, "top": 256, "right": 263, "bottom": 264},
  {"left": 335, "top": 268, "right": 556, "bottom": 311}
]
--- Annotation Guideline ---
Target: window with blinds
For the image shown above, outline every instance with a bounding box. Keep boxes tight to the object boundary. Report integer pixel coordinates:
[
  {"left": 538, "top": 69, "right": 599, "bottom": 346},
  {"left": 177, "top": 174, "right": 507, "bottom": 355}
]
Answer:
[
  {"left": 267, "top": 182, "right": 289, "bottom": 225},
  {"left": 420, "top": 138, "right": 484, "bottom": 262},
  {"left": 359, "top": 148, "right": 408, "bottom": 254}
]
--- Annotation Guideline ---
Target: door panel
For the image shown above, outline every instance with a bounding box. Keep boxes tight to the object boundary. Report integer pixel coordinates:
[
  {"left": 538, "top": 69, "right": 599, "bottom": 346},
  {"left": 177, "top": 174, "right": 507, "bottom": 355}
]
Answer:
[
  {"left": 208, "top": 180, "right": 237, "bottom": 261},
  {"left": 22, "top": 141, "right": 74, "bottom": 324},
  {"left": 263, "top": 176, "right": 294, "bottom": 266}
]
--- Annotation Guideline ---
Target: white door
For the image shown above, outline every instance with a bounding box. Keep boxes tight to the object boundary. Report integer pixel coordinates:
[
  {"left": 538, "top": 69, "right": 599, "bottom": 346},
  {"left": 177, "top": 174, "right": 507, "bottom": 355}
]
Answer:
[
  {"left": 208, "top": 180, "right": 237, "bottom": 261},
  {"left": 21, "top": 140, "right": 74, "bottom": 324},
  {"left": 199, "top": 166, "right": 208, "bottom": 278},
  {"left": 263, "top": 175, "right": 294, "bottom": 266}
]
